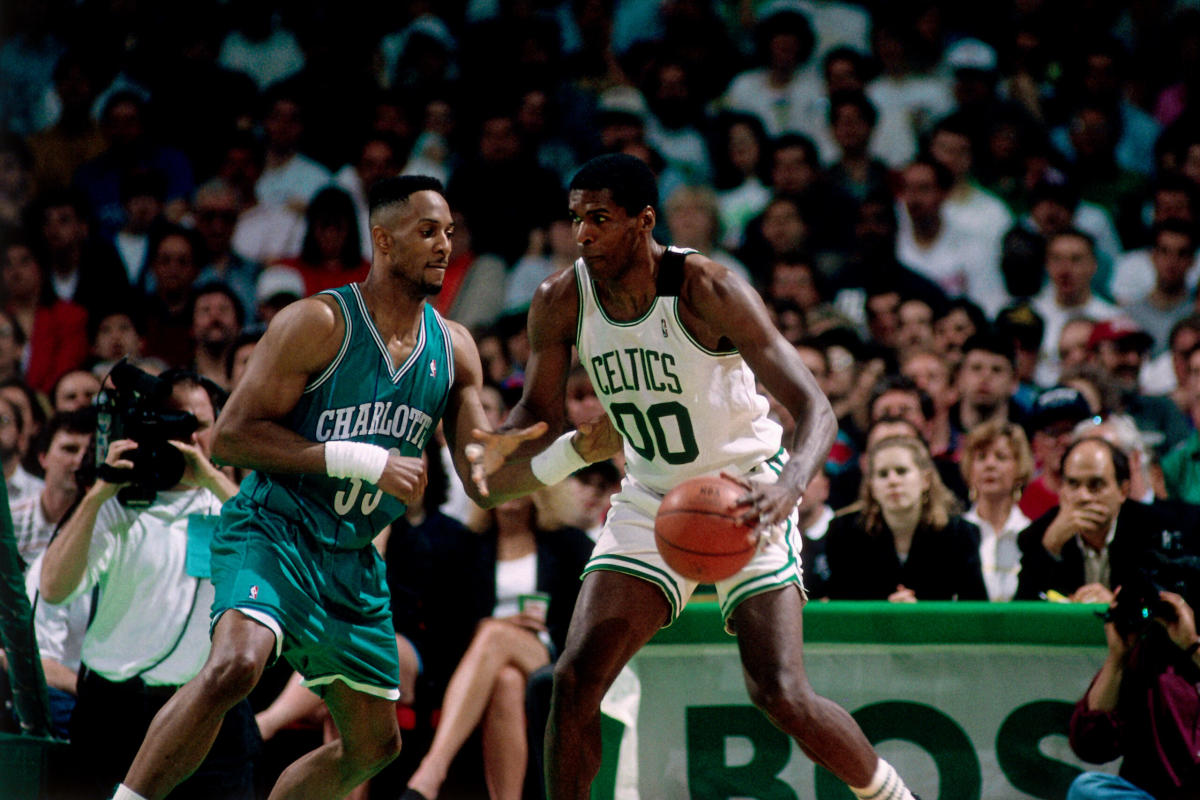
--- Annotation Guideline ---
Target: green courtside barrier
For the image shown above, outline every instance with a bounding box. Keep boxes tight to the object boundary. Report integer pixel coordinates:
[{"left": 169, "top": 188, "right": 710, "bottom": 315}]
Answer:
[{"left": 594, "top": 601, "right": 1110, "bottom": 800}]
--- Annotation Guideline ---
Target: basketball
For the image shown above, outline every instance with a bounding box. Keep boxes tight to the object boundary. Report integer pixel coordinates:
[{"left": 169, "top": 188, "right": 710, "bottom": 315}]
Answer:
[{"left": 654, "top": 475, "right": 758, "bottom": 583}]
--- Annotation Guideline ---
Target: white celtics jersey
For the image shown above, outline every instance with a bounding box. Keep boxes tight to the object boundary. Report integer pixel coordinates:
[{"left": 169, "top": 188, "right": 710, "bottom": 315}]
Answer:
[{"left": 574, "top": 247, "right": 783, "bottom": 495}]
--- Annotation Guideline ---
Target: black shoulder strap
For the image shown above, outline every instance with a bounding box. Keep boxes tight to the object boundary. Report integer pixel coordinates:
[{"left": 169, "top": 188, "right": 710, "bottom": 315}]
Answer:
[{"left": 655, "top": 247, "right": 687, "bottom": 297}]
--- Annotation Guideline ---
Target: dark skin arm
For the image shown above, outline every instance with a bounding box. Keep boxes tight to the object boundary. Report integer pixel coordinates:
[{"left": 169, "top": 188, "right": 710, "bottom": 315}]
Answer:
[
  {"left": 212, "top": 294, "right": 427, "bottom": 505},
  {"left": 677, "top": 254, "right": 837, "bottom": 528},
  {"left": 467, "top": 270, "right": 620, "bottom": 499}
]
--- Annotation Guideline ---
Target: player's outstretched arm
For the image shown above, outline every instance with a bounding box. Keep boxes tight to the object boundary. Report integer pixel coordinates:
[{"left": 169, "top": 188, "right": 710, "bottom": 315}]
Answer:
[
  {"left": 211, "top": 295, "right": 345, "bottom": 474},
  {"left": 683, "top": 257, "right": 837, "bottom": 526}
]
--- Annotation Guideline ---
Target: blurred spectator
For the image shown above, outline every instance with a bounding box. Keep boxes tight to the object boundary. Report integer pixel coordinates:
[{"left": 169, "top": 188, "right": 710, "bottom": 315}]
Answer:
[
  {"left": 900, "top": 349, "right": 956, "bottom": 459},
  {"left": 824, "top": 89, "right": 891, "bottom": 204},
  {"left": 1032, "top": 230, "right": 1122, "bottom": 386},
  {"left": 504, "top": 220, "right": 578, "bottom": 316},
  {"left": 1015, "top": 437, "right": 1179, "bottom": 603},
  {"left": 707, "top": 112, "right": 772, "bottom": 251},
  {"left": 1142, "top": 313, "right": 1200, "bottom": 402},
  {"left": 742, "top": 194, "right": 809, "bottom": 281},
  {"left": 217, "top": 133, "right": 305, "bottom": 266},
  {"left": 50, "top": 369, "right": 99, "bottom": 414},
  {"left": 378, "top": 12, "right": 459, "bottom": 95},
  {"left": 663, "top": 184, "right": 750, "bottom": 283},
  {"left": 896, "top": 156, "right": 1007, "bottom": 316},
  {"left": 190, "top": 283, "right": 244, "bottom": 391},
  {"left": 995, "top": 302, "right": 1046, "bottom": 412},
  {"left": 334, "top": 132, "right": 403, "bottom": 263},
  {"left": 25, "top": 49, "right": 106, "bottom": 195},
  {"left": 1162, "top": 342, "right": 1200, "bottom": 504},
  {"left": 1086, "top": 317, "right": 1190, "bottom": 460},
  {"left": 2, "top": 229, "right": 89, "bottom": 394},
  {"left": 931, "top": 297, "right": 987, "bottom": 372},
  {"left": 0, "top": 1, "right": 65, "bottom": 136},
  {"left": 273, "top": 186, "right": 369, "bottom": 296},
  {"left": 110, "top": 168, "right": 166, "bottom": 293},
  {"left": 1120, "top": 220, "right": 1197, "bottom": 354},
  {"left": 191, "top": 178, "right": 261, "bottom": 321},
  {"left": 954, "top": 332, "right": 1024, "bottom": 438},
  {"left": 512, "top": 85, "right": 581, "bottom": 189},
  {"left": 1057, "top": 101, "right": 1146, "bottom": 246},
  {"left": 0, "top": 392, "right": 42, "bottom": 506},
  {"left": 1050, "top": 37, "right": 1160, "bottom": 178},
  {"left": 86, "top": 305, "right": 161, "bottom": 378},
  {"left": 73, "top": 91, "right": 194, "bottom": 240},
  {"left": 254, "top": 85, "right": 331, "bottom": 214},
  {"left": 217, "top": 0, "right": 305, "bottom": 91},
  {"left": 1020, "top": 385, "right": 1095, "bottom": 520},
  {"left": 960, "top": 420, "right": 1034, "bottom": 602},
  {"left": 864, "top": 19, "right": 954, "bottom": 169},
  {"left": 0, "top": 376, "right": 46, "bottom": 474},
  {"left": 894, "top": 295, "right": 937, "bottom": 359},
  {"left": 0, "top": 134, "right": 35, "bottom": 229},
  {"left": 253, "top": 265, "right": 306, "bottom": 327},
  {"left": 1109, "top": 175, "right": 1199, "bottom": 306},
  {"left": 142, "top": 225, "right": 202, "bottom": 369},
  {"left": 446, "top": 105, "right": 563, "bottom": 265},
  {"left": 33, "top": 188, "right": 129, "bottom": 319},
  {"left": 928, "top": 112, "right": 1013, "bottom": 271},
  {"left": 826, "top": 434, "right": 985, "bottom": 601},
  {"left": 641, "top": 56, "right": 712, "bottom": 185},
  {"left": 430, "top": 210, "right": 507, "bottom": 331},
  {"left": 721, "top": 4, "right": 822, "bottom": 140},
  {"left": 1058, "top": 317, "right": 1098, "bottom": 381},
  {"left": 11, "top": 410, "right": 91, "bottom": 569}
]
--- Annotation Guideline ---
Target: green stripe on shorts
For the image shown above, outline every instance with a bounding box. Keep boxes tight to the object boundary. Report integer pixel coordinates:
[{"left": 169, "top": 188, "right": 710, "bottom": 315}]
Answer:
[{"left": 583, "top": 556, "right": 682, "bottom": 623}]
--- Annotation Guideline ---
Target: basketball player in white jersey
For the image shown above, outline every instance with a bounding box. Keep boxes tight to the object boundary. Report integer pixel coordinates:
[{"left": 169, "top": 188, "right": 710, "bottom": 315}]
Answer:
[{"left": 468, "top": 153, "right": 916, "bottom": 800}]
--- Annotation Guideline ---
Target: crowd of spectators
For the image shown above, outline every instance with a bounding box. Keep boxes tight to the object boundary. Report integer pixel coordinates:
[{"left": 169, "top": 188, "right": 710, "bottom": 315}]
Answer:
[{"left": 5, "top": 0, "right": 1200, "bottom": 797}]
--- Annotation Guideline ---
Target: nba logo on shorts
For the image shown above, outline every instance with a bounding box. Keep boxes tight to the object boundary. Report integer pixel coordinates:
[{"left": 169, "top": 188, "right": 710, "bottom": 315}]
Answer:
[
  {"left": 430, "top": 360, "right": 437, "bottom": 377},
  {"left": 249, "top": 585, "right": 259, "bottom": 600}
]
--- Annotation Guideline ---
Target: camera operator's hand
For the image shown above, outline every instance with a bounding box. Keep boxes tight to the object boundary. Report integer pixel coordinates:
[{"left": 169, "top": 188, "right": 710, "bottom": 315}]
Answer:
[
  {"left": 1157, "top": 591, "right": 1200, "bottom": 656},
  {"left": 170, "top": 438, "right": 239, "bottom": 502},
  {"left": 376, "top": 453, "right": 427, "bottom": 507},
  {"left": 94, "top": 439, "right": 138, "bottom": 499}
]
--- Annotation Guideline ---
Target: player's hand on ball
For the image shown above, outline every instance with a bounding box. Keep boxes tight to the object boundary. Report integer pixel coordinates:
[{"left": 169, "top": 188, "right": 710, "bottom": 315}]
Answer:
[
  {"left": 467, "top": 422, "right": 549, "bottom": 496},
  {"left": 573, "top": 414, "right": 622, "bottom": 462},
  {"left": 721, "top": 472, "right": 802, "bottom": 531}
]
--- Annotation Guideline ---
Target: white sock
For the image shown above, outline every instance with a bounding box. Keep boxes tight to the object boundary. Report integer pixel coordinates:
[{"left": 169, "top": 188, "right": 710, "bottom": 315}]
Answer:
[
  {"left": 850, "top": 759, "right": 914, "bottom": 800},
  {"left": 112, "top": 784, "right": 149, "bottom": 800}
]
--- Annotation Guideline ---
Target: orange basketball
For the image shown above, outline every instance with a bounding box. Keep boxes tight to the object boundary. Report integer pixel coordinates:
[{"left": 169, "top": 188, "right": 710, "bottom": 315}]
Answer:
[{"left": 654, "top": 475, "right": 758, "bottom": 583}]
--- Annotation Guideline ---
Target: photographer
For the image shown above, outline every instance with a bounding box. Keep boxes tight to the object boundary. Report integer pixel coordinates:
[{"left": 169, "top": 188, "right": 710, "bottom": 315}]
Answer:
[
  {"left": 1069, "top": 587, "right": 1200, "bottom": 799},
  {"left": 39, "top": 368, "right": 255, "bottom": 800}
]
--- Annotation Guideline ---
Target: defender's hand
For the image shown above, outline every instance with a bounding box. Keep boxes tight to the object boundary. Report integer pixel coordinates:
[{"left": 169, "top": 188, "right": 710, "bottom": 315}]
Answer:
[
  {"left": 572, "top": 414, "right": 621, "bottom": 463},
  {"left": 466, "top": 422, "right": 549, "bottom": 496}
]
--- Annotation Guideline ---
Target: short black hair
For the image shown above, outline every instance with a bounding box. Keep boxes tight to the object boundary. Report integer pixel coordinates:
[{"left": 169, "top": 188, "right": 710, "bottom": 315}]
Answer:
[
  {"left": 1062, "top": 435, "right": 1130, "bottom": 486},
  {"left": 1048, "top": 227, "right": 1097, "bottom": 257},
  {"left": 1151, "top": 218, "right": 1197, "bottom": 252},
  {"left": 961, "top": 331, "right": 1016, "bottom": 367},
  {"left": 159, "top": 368, "right": 229, "bottom": 419},
  {"left": 569, "top": 153, "right": 659, "bottom": 216},
  {"left": 36, "top": 408, "right": 97, "bottom": 455},
  {"left": 770, "top": 133, "right": 820, "bottom": 173},
  {"left": 827, "top": 89, "right": 877, "bottom": 128},
  {"left": 906, "top": 155, "right": 954, "bottom": 192},
  {"left": 368, "top": 175, "right": 446, "bottom": 217},
  {"left": 869, "top": 374, "right": 935, "bottom": 423}
]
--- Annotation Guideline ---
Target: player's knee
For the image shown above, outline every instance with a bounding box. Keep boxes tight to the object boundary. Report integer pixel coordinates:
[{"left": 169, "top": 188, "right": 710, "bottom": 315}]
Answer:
[
  {"left": 493, "top": 664, "right": 526, "bottom": 699},
  {"left": 202, "top": 647, "right": 266, "bottom": 703},
  {"left": 746, "top": 672, "right": 816, "bottom": 729}
]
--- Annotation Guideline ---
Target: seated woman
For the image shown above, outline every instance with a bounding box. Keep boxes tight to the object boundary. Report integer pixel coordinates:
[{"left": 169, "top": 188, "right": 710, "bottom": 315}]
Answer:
[
  {"left": 960, "top": 419, "right": 1034, "bottom": 601},
  {"left": 402, "top": 491, "right": 594, "bottom": 800},
  {"left": 826, "top": 434, "right": 987, "bottom": 601}
]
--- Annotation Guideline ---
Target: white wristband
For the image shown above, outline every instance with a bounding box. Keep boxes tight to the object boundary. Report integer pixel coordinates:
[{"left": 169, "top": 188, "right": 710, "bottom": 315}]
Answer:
[
  {"left": 325, "top": 441, "right": 390, "bottom": 483},
  {"left": 529, "top": 431, "right": 587, "bottom": 485}
]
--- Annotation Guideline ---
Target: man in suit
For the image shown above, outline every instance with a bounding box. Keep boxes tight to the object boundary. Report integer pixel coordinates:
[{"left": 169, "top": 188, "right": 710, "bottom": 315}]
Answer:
[{"left": 1016, "top": 437, "right": 1183, "bottom": 602}]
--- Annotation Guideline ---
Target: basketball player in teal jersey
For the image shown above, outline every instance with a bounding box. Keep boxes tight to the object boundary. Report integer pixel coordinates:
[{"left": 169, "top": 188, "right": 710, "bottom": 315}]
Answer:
[
  {"left": 104, "top": 176, "right": 567, "bottom": 800},
  {"left": 470, "top": 154, "right": 918, "bottom": 800}
]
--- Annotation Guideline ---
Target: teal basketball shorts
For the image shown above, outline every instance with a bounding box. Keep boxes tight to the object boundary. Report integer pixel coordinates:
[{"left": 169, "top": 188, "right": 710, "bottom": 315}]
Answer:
[
  {"left": 210, "top": 493, "right": 400, "bottom": 700},
  {"left": 583, "top": 457, "right": 805, "bottom": 634}
]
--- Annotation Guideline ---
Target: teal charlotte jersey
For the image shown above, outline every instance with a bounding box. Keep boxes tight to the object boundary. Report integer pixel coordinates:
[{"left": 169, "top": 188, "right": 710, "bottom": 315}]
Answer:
[{"left": 238, "top": 283, "right": 455, "bottom": 550}]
